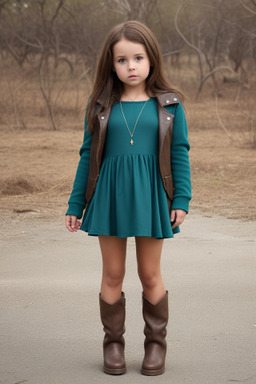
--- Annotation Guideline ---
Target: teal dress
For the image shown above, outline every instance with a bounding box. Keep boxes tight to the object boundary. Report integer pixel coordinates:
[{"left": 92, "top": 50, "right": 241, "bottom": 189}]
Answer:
[{"left": 66, "top": 98, "right": 191, "bottom": 239}]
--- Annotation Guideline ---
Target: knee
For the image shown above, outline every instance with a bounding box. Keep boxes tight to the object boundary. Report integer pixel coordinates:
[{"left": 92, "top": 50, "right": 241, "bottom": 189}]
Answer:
[
  {"left": 138, "top": 267, "right": 159, "bottom": 290},
  {"left": 103, "top": 265, "right": 125, "bottom": 288}
]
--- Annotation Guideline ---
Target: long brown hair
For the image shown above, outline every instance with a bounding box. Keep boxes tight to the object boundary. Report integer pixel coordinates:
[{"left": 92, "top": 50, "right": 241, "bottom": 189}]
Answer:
[{"left": 87, "top": 20, "right": 184, "bottom": 133}]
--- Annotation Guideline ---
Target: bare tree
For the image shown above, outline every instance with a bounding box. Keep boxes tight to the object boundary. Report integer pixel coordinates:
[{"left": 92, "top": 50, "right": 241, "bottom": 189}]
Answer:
[
  {"left": 174, "top": 0, "right": 236, "bottom": 97},
  {"left": 103, "top": 0, "right": 158, "bottom": 22},
  {"left": 0, "top": 0, "right": 255, "bottom": 135}
]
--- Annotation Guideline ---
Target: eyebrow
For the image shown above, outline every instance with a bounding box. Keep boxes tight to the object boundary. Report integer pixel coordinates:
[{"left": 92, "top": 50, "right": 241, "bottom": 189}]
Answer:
[{"left": 115, "top": 53, "right": 145, "bottom": 58}]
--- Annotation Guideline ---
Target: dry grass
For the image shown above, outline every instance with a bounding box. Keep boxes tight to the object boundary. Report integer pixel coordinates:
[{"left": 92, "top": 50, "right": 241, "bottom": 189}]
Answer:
[
  {"left": 0, "top": 59, "right": 90, "bottom": 131},
  {"left": 1, "top": 178, "right": 41, "bottom": 196}
]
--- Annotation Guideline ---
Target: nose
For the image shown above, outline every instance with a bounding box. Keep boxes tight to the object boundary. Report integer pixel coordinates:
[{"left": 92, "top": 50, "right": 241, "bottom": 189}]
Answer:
[{"left": 128, "top": 60, "right": 135, "bottom": 71}]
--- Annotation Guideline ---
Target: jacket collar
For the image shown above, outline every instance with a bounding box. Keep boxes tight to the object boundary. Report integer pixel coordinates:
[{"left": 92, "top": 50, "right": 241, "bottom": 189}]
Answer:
[{"left": 156, "top": 93, "right": 180, "bottom": 107}]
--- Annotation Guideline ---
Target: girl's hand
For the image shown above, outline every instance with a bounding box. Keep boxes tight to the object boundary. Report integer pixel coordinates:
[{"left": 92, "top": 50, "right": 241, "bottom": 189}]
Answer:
[
  {"left": 170, "top": 209, "right": 187, "bottom": 229},
  {"left": 65, "top": 215, "right": 82, "bottom": 232}
]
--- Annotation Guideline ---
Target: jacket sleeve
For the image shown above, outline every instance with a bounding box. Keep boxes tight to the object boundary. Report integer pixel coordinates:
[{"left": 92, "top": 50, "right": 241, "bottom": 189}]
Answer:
[
  {"left": 66, "top": 113, "right": 93, "bottom": 218},
  {"left": 170, "top": 102, "right": 192, "bottom": 213}
]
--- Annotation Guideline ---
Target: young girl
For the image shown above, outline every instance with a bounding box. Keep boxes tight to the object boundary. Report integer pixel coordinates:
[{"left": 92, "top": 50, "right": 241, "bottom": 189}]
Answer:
[{"left": 65, "top": 20, "right": 191, "bottom": 376}]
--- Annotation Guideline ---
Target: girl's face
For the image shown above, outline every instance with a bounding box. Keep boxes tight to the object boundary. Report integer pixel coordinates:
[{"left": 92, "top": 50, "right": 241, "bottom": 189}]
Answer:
[{"left": 112, "top": 38, "right": 150, "bottom": 91}]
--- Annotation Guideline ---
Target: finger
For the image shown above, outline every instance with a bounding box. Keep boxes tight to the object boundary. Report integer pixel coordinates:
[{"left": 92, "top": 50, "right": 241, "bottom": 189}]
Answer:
[
  {"left": 175, "top": 211, "right": 186, "bottom": 227},
  {"left": 179, "top": 216, "right": 185, "bottom": 225},
  {"left": 174, "top": 218, "right": 182, "bottom": 227},
  {"left": 65, "top": 215, "right": 73, "bottom": 232},
  {"left": 170, "top": 210, "right": 177, "bottom": 229},
  {"left": 76, "top": 220, "right": 82, "bottom": 229},
  {"left": 74, "top": 220, "right": 81, "bottom": 230},
  {"left": 170, "top": 210, "right": 176, "bottom": 223},
  {"left": 171, "top": 220, "right": 178, "bottom": 229},
  {"left": 71, "top": 216, "right": 77, "bottom": 231}
]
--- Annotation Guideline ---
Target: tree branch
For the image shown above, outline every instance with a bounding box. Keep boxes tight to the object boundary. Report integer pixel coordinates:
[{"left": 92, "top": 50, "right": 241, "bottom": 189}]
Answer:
[
  {"left": 174, "top": 0, "right": 204, "bottom": 81},
  {"left": 198, "top": 65, "right": 236, "bottom": 94},
  {"left": 224, "top": 18, "right": 256, "bottom": 38},
  {"left": 51, "top": 0, "right": 65, "bottom": 26},
  {"left": 238, "top": 0, "right": 256, "bottom": 15},
  {"left": 162, "top": 48, "right": 187, "bottom": 57}
]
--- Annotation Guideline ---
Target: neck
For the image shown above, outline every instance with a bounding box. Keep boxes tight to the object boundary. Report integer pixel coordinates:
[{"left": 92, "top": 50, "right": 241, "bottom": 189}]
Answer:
[{"left": 121, "top": 84, "right": 149, "bottom": 102}]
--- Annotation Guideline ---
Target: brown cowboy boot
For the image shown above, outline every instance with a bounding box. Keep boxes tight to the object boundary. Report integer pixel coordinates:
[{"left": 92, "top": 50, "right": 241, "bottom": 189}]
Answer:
[
  {"left": 141, "top": 291, "right": 169, "bottom": 376},
  {"left": 99, "top": 292, "right": 126, "bottom": 375}
]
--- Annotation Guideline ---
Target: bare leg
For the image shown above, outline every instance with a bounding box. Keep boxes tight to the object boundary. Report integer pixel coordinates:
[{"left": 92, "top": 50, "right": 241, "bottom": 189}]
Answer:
[
  {"left": 135, "top": 236, "right": 166, "bottom": 304},
  {"left": 98, "top": 236, "right": 127, "bottom": 375},
  {"left": 136, "top": 237, "right": 168, "bottom": 376},
  {"left": 98, "top": 235, "right": 127, "bottom": 304}
]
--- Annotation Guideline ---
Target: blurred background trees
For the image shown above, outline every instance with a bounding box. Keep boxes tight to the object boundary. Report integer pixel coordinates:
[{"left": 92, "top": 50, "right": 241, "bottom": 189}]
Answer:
[{"left": 0, "top": 0, "right": 255, "bottom": 140}]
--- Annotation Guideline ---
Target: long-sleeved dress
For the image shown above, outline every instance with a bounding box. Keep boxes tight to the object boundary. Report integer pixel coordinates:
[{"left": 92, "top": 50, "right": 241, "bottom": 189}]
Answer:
[{"left": 66, "top": 98, "right": 191, "bottom": 239}]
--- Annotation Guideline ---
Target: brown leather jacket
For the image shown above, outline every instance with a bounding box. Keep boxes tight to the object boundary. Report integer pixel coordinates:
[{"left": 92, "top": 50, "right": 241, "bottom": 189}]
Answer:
[{"left": 85, "top": 92, "right": 181, "bottom": 210}]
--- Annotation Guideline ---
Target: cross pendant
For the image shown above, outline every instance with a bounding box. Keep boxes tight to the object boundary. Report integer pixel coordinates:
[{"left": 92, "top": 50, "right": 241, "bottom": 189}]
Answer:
[{"left": 130, "top": 139, "right": 134, "bottom": 145}]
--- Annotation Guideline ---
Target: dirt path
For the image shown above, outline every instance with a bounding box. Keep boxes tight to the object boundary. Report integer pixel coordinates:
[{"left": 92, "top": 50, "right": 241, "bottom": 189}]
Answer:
[{"left": 1, "top": 212, "right": 255, "bottom": 384}]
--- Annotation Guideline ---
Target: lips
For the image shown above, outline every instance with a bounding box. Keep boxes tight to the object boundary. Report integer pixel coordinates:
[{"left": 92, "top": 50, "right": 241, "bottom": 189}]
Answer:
[{"left": 128, "top": 75, "right": 137, "bottom": 79}]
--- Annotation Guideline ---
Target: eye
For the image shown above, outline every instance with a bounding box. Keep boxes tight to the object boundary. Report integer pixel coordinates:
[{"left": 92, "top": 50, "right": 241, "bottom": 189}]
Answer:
[
  {"left": 135, "top": 56, "right": 143, "bottom": 61},
  {"left": 118, "top": 58, "right": 126, "bottom": 63}
]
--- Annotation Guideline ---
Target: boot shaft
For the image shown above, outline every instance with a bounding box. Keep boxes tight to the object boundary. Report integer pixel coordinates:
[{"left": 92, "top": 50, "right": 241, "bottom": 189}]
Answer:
[
  {"left": 99, "top": 292, "right": 126, "bottom": 346},
  {"left": 142, "top": 292, "right": 169, "bottom": 348}
]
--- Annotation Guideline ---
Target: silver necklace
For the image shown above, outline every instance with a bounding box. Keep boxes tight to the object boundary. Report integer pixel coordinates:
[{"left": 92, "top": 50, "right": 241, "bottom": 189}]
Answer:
[{"left": 120, "top": 99, "right": 149, "bottom": 145}]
